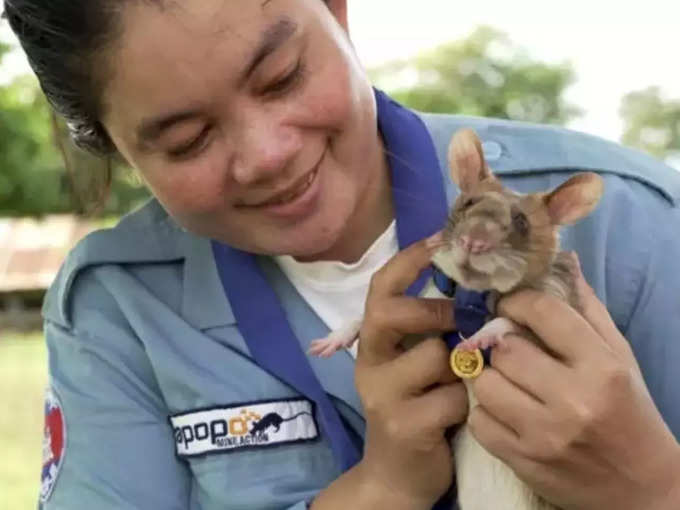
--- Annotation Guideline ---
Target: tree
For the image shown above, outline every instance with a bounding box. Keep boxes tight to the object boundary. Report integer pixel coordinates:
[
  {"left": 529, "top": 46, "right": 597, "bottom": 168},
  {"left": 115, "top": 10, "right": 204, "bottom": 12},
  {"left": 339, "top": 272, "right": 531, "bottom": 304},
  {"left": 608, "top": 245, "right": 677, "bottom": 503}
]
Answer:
[
  {"left": 369, "top": 26, "right": 581, "bottom": 126},
  {"left": 0, "top": 44, "right": 149, "bottom": 217},
  {"left": 0, "top": 73, "right": 63, "bottom": 216},
  {"left": 620, "top": 86, "right": 680, "bottom": 161}
]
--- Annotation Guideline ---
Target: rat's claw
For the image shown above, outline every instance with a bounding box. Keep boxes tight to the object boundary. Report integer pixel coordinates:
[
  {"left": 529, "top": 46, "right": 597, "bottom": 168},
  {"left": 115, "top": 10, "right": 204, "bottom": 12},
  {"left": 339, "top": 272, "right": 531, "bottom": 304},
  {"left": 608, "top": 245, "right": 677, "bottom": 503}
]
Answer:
[
  {"left": 458, "top": 335, "right": 498, "bottom": 351},
  {"left": 308, "top": 319, "right": 362, "bottom": 358},
  {"left": 307, "top": 340, "right": 328, "bottom": 356},
  {"left": 461, "top": 317, "right": 521, "bottom": 352},
  {"left": 308, "top": 333, "right": 358, "bottom": 357},
  {"left": 308, "top": 338, "right": 341, "bottom": 357}
]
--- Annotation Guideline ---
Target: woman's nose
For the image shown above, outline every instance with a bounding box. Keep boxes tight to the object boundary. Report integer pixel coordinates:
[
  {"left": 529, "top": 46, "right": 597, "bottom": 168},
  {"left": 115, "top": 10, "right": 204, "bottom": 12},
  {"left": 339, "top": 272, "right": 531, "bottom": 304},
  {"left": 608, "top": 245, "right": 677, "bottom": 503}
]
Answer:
[{"left": 231, "top": 114, "right": 303, "bottom": 185}]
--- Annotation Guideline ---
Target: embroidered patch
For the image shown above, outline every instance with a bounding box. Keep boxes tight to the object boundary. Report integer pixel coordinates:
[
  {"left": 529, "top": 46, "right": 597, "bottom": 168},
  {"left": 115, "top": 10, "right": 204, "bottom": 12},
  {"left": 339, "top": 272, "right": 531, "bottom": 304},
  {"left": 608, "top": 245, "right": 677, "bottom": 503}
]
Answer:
[
  {"left": 169, "top": 398, "right": 318, "bottom": 457},
  {"left": 40, "top": 386, "right": 66, "bottom": 503}
]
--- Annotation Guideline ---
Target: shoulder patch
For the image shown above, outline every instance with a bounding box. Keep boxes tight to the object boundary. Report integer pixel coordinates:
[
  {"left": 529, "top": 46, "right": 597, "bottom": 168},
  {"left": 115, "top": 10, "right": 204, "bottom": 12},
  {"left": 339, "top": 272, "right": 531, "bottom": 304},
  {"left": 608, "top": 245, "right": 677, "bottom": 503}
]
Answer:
[
  {"left": 169, "top": 398, "right": 319, "bottom": 458},
  {"left": 40, "top": 386, "right": 67, "bottom": 503}
]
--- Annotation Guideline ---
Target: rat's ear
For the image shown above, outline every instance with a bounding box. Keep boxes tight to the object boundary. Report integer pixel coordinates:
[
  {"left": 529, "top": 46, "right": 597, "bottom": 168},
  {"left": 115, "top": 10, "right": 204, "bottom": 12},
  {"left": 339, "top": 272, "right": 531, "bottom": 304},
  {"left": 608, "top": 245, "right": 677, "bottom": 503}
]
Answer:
[
  {"left": 545, "top": 173, "right": 604, "bottom": 225},
  {"left": 447, "top": 129, "right": 493, "bottom": 192}
]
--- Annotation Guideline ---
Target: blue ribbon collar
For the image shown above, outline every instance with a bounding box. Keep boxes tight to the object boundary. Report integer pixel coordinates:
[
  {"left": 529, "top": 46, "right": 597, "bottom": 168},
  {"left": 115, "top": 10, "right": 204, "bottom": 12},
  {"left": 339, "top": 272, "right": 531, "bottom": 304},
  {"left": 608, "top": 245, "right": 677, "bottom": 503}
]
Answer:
[{"left": 432, "top": 265, "right": 492, "bottom": 363}]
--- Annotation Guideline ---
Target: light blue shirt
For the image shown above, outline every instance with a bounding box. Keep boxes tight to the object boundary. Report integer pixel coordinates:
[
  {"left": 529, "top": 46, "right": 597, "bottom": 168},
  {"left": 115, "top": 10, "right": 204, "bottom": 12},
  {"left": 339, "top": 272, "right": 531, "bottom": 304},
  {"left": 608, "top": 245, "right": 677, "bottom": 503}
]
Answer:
[{"left": 38, "top": 91, "right": 680, "bottom": 509}]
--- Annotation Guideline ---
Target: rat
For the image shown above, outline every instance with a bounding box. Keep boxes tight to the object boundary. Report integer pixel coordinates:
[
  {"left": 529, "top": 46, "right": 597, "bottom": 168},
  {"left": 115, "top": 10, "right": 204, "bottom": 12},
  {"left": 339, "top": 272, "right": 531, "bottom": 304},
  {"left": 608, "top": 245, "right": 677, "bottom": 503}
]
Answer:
[
  {"left": 309, "top": 128, "right": 604, "bottom": 510},
  {"left": 433, "top": 128, "right": 603, "bottom": 510},
  {"left": 249, "top": 411, "right": 313, "bottom": 435}
]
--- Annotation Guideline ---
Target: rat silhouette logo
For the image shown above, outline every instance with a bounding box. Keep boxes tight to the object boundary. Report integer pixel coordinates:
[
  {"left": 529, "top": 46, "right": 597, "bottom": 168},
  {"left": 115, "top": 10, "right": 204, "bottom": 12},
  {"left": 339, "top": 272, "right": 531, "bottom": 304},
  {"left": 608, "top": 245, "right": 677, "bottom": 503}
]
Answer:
[
  {"left": 40, "top": 387, "right": 66, "bottom": 503},
  {"left": 170, "top": 398, "right": 318, "bottom": 457}
]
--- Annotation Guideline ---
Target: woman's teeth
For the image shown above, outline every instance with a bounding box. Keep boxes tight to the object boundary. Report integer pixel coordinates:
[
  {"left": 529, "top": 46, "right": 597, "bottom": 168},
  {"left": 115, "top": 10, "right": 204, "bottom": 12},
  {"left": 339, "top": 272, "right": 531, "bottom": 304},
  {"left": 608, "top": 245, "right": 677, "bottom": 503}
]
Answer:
[{"left": 270, "top": 169, "right": 316, "bottom": 206}]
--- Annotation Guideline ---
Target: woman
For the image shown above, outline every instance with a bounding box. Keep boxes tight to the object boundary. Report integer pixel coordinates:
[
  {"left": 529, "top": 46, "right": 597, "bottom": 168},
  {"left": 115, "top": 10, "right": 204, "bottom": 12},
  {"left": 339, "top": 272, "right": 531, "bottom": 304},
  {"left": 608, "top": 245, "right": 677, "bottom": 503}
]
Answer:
[{"left": 6, "top": 1, "right": 680, "bottom": 509}]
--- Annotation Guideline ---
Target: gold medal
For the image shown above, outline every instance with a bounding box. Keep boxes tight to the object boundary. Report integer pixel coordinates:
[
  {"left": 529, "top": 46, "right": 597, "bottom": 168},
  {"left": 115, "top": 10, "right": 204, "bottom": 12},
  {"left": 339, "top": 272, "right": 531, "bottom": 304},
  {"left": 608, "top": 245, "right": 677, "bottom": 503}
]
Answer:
[{"left": 450, "top": 346, "right": 484, "bottom": 379}]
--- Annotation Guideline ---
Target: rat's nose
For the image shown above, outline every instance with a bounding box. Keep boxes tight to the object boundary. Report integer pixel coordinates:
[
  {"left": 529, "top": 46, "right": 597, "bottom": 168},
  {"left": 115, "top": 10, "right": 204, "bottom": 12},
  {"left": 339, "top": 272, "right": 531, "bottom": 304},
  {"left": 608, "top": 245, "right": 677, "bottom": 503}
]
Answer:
[{"left": 459, "top": 235, "right": 492, "bottom": 254}]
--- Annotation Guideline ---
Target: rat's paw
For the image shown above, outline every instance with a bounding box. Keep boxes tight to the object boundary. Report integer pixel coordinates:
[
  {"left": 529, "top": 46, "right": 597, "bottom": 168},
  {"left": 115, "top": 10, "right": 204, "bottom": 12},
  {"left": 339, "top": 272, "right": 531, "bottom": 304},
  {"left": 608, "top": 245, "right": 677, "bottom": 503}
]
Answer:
[
  {"left": 308, "top": 336, "right": 353, "bottom": 357},
  {"left": 307, "top": 319, "right": 362, "bottom": 358},
  {"left": 457, "top": 335, "right": 499, "bottom": 352},
  {"left": 460, "top": 317, "right": 522, "bottom": 351}
]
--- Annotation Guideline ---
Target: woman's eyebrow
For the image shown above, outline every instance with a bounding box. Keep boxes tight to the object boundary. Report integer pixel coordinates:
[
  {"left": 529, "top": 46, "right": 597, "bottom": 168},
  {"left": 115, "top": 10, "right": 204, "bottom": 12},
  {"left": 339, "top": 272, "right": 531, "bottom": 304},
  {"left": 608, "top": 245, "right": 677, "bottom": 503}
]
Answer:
[{"left": 241, "top": 17, "right": 297, "bottom": 84}]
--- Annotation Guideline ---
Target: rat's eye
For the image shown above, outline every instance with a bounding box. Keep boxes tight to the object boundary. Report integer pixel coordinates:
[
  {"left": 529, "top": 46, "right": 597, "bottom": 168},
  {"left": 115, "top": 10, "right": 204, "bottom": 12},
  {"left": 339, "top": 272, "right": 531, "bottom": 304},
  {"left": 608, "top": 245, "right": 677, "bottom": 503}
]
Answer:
[
  {"left": 462, "top": 197, "right": 480, "bottom": 209},
  {"left": 512, "top": 210, "right": 530, "bottom": 236}
]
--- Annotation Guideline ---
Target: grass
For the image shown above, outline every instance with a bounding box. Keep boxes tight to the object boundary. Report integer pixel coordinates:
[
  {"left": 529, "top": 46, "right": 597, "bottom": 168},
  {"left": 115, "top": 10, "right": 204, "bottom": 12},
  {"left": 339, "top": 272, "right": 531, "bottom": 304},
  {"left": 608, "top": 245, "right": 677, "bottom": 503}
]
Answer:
[{"left": 0, "top": 331, "right": 48, "bottom": 510}]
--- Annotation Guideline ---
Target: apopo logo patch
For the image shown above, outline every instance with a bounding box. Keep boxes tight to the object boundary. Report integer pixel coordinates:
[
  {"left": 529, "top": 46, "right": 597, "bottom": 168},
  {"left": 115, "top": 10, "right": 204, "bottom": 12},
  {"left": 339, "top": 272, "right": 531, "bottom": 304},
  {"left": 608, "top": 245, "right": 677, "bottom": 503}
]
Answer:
[{"left": 169, "top": 398, "right": 318, "bottom": 457}]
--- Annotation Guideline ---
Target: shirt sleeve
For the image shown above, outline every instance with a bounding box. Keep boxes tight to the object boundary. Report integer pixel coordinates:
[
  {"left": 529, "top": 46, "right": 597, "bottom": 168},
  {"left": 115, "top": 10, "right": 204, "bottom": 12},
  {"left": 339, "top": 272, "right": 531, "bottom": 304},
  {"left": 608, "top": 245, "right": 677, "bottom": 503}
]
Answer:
[
  {"left": 40, "top": 319, "right": 193, "bottom": 509},
  {"left": 621, "top": 199, "right": 680, "bottom": 440}
]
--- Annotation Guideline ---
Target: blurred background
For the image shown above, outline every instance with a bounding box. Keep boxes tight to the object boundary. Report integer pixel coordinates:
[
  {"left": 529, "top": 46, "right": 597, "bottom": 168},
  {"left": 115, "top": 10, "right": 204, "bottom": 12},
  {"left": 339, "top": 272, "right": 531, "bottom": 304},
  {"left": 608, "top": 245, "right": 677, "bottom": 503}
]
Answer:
[{"left": 1, "top": 0, "right": 679, "bottom": 507}]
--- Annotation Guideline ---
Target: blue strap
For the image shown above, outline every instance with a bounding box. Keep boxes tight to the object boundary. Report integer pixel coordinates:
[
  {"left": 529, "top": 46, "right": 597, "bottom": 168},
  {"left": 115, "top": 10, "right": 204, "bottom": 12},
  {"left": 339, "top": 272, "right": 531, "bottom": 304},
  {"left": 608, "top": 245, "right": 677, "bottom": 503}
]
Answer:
[
  {"left": 432, "top": 265, "right": 457, "bottom": 298},
  {"left": 375, "top": 89, "right": 448, "bottom": 297},
  {"left": 212, "top": 242, "right": 361, "bottom": 472},
  {"left": 432, "top": 265, "right": 491, "bottom": 363},
  {"left": 212, "top": 89, "right": 453, "bottom": 506}
]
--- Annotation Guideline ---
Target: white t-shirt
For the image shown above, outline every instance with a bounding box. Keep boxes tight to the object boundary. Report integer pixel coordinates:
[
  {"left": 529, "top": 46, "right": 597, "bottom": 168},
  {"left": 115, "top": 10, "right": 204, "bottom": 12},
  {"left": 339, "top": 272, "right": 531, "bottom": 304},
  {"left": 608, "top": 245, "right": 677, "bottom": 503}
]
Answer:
[{"left": 274, "top": 221, "right": 398, "bottom": 358}]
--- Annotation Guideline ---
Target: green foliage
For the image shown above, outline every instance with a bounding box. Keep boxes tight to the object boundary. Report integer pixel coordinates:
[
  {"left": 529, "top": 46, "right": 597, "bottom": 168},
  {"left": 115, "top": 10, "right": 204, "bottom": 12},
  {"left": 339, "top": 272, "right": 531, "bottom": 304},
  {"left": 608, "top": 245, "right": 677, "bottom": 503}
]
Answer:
[
  {"left": 0, "top": 43, "right": 149, "bottom": 217},
  {"left": 0, "top": 75, "right": 72, "bottom": 216},
  {"left": 620, "top": 86, "right": 680, "bottom": 160},
  {"left": 370, "top": 26, "right": 581, "bottom": 125}
]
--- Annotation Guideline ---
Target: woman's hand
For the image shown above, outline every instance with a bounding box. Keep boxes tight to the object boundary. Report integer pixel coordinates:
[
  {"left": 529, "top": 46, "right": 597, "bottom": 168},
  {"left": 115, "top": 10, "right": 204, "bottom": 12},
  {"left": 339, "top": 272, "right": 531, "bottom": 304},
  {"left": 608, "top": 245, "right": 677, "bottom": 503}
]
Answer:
[
  {"left": 468, "top": 255, "right": 680, "bottom": 510},
  {"left": 354, "top": 234, "right": 469, "bottom": 509}
]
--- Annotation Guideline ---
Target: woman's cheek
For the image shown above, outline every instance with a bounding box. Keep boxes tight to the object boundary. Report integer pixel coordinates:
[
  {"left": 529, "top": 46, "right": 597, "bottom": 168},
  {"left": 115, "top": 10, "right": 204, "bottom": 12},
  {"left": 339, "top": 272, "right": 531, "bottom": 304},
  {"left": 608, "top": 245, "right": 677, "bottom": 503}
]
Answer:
[{"left": 147, "top": 155, "right": 230, "bottom": 218}]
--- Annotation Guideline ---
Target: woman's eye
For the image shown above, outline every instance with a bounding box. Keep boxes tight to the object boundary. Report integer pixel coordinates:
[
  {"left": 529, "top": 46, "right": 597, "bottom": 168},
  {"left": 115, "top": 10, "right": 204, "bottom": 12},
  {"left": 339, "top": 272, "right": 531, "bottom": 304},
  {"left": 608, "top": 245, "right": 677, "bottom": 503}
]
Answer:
[
  {"left": 263, "top": 59, "right": 305, "bottom": 96},
  {"left": 463, "top": 197, "right": 479, "bottom": 209},
  {"left": 167, "top": 127, "right": 211, "bottom": 159}
]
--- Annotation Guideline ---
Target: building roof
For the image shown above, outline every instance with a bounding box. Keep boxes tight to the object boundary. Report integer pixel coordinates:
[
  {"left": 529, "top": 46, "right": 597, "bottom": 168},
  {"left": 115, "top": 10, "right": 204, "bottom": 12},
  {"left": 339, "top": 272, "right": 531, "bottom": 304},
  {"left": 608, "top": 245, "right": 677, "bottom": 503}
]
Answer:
[{"left": 0, "top": 215, "right": 98, "bottom": 293}]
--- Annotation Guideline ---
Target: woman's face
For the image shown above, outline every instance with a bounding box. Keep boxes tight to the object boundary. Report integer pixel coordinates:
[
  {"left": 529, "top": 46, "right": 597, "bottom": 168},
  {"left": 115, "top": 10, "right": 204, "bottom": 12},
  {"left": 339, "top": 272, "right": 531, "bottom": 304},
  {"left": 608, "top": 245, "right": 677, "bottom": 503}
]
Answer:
[{"left": 102, "top": 0, "right": 383, "bottom": 258}]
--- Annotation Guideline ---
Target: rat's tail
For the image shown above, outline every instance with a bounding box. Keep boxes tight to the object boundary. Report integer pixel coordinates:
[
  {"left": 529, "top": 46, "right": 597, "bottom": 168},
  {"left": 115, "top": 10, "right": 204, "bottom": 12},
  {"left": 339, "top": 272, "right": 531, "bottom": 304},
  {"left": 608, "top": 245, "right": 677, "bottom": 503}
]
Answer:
[{"left": 281, "top": 411, "right": 313, "bottom": 423}]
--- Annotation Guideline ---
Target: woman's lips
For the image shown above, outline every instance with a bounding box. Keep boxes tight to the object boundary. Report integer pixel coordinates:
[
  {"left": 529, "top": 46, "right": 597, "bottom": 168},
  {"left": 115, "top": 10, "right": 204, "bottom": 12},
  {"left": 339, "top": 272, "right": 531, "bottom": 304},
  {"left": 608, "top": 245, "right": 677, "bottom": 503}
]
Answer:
[
  {"left": 243, "top": 150, "right": 325, "bottom": 219},
  {"left": 258, "top": 167, "right": 318, "bottom": 207}
]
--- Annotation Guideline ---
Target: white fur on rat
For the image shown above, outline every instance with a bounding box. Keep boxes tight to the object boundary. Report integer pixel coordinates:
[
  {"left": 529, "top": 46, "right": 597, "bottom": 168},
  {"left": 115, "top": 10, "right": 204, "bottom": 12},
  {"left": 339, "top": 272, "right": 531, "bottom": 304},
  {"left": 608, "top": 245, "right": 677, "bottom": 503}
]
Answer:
[{"left": 309, "top": 128, "right": 604, "bottom": 510}]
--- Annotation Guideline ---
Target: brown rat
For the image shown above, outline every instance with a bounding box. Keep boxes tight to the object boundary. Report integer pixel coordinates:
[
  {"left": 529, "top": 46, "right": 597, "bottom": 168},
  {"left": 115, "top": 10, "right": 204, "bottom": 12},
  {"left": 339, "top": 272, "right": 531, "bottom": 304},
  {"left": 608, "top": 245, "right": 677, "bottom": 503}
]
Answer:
[
  {"left": 432, "top": 127, "right": 603, "bottom": 306},
  {"left": 307, "top": 129, "right": 604, "bottom": 360},
  {"left": 429, "top": 128, "right": 603, "bottom": 359},
  {"left": 310, "top": 128, "right": 605, "bottom": 510},
  {"left": 432, "top": 128, "right": 603, "bottom": 510}
]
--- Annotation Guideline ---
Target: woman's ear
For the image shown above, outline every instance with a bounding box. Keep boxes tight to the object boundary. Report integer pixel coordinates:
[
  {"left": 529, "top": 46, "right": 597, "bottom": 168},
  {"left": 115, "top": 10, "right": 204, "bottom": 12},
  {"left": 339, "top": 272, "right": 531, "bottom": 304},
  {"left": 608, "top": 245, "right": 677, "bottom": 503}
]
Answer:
[{"left": 325, "top": 0, "right": 349, "bottom": 30}]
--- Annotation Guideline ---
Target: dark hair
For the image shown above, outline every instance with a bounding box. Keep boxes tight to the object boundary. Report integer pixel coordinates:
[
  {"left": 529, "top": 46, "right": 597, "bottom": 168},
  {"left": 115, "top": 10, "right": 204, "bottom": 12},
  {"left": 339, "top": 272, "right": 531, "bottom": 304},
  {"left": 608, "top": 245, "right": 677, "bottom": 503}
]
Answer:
[{"left": 3, "top": 0, "right": 126, "bottom": 155}]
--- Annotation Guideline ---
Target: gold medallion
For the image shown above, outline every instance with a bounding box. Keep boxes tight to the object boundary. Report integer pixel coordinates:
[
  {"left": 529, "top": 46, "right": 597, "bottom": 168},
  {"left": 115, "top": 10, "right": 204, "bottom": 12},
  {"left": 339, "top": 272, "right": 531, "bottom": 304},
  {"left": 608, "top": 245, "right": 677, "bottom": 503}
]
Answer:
[{"left": 450, "top": 347, "right": 484, "bottom": 379}]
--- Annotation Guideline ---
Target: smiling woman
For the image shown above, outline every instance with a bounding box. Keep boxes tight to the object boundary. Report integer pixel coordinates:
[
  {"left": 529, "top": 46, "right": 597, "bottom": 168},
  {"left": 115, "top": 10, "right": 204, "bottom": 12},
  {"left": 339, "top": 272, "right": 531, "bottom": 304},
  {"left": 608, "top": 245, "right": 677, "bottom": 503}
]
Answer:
[
  {"left": 95, "top": 1, "right": 392, "bottom": 261},
  {"left": 4, "top": 1, "right": 680, "bottom": 510}
]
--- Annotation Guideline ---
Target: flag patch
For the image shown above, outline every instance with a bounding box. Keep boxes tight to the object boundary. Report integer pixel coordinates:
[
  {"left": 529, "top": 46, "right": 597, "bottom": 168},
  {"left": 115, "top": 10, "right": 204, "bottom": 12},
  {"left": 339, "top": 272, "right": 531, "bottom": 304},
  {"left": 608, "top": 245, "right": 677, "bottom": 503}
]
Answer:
[
  {"left": 169, "top": 398, "right": 318, "bottom": 457},
  {"left": 40, "top": 386, "right": 66, "bottom": 503}
]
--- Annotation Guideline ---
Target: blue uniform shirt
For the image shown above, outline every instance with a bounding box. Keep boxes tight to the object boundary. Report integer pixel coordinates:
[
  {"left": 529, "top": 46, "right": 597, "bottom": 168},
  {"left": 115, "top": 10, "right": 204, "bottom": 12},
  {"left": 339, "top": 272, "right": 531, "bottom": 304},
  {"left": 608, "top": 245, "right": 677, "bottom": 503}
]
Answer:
[{"left": 39, "top": 90, "right": 680, "bottom": 509}]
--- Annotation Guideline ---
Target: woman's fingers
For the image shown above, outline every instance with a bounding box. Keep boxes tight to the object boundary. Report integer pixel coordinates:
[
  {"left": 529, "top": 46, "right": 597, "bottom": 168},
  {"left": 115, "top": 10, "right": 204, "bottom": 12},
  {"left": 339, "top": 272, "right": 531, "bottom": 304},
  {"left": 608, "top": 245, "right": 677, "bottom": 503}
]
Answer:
[
  {"left": 360, "top": 296, "right": 455, "bottom": 365},
  {"left": 388, "top": 338, "right": 459, "bottom": 393},
  {"left": 467, "top": 404, "right": 521, "bottom": 465},
  {"left": 359, "top": 233, "right": 453, "bottom": 366},
  {"left": 369, "top": 233, "right": 445, "bottom": 297},
  {"left": 496, "top": 290, "right": 604, "bottom": 364},
  {"left": 570, "top": 253, "right": 636, "bottom": 362},
  {"left": 471, "top": 366, "right": 545, "bottom": 438},
  {"left": 407, "top": 381, "right": 469, "bottom": 431},
  {"left": 489, "top": 334, "right": 571, "bottom": 405}
]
